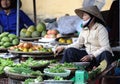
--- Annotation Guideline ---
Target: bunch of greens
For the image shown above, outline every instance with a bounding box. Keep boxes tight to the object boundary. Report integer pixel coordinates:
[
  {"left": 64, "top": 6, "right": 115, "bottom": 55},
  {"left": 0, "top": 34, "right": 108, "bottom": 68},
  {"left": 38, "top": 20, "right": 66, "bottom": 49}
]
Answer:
[
  {"left": 24, "top": 76, "right": 43, "bottom": 84},
  {"left": 0, "top": 58, "right": 14, "bottom": 74},
  {"left": 48, "top": 66, "right": 65, "bottom": 73},
  {"left": 52, "top": 62, "right": 76, "bottom": 69},
  {"left": 9, "top": 66, "right": 32, "bottom": 75},
  {"left": 9, "top": 64, "right": 43, "bottom": 76},
  {"left": 61, "top": 62, "right": 76, "bottom": 68},
  {"left": 21, "top": 57, "right": 49, "bottom": 67},
  {"left": 54, "top": 76, "right": 64, "bottom": 80},
  {"left": 24, "top": 79, "right": 34, "bottom": 84},
  {"left": 88, "top": 68, "right": 101, "bottom": 79},
  {"left": 49, "top": 59, "right": 57, "bottom": 64}
]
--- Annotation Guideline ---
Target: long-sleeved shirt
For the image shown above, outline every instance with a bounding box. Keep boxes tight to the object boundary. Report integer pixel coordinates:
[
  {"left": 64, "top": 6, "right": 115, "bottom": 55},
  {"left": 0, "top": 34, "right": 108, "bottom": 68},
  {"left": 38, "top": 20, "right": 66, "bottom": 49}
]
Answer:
[
  {"left": 0, "top": 9, "right": 34, "bottom": 34},
  {"left": 65, "top": 22, "right": 113, "bottom": 57}
]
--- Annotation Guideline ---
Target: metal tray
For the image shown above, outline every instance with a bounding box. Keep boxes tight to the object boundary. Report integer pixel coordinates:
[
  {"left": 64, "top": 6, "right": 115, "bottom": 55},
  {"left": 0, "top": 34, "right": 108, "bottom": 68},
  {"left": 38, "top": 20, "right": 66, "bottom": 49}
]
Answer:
[
  {"left": 44, "top": 80, "right": 73, "bottom": 84},
  {"left": 8, "top": 50, "right": 53, "bottom": 55},
  {"left": 20, "top": 37, "right": 41, "bottom": 41},
  {"left": 73, "top": 62, "right": 90, "bottom": 67}
]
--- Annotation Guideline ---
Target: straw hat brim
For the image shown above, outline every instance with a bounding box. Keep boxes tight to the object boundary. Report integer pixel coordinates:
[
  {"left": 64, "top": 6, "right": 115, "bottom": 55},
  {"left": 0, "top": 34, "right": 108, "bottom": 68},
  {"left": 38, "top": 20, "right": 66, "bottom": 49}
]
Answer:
[{"left": 75, "top": 6, "right": 105, "bottom": 24}]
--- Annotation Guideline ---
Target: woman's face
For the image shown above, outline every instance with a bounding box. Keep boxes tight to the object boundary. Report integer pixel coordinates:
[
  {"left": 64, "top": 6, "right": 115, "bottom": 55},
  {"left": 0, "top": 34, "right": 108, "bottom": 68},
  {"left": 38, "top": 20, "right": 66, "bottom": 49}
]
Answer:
[
  {"left": 1, "top": 0, "right": 11, "bottom": 9},
  {"left": 82, "top": 12, "right": 91, "bottom": 21}
]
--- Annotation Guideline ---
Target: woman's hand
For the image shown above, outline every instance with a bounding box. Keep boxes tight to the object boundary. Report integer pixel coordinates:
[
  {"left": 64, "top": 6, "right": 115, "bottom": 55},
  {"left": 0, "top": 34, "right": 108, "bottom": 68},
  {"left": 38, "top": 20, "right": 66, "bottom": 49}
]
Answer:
[
  {"left": 54, "top": 46, "right": 64, "bottom": 57},
  {"left": 80, "top": 55, "right": 93, "bottom": 62}
]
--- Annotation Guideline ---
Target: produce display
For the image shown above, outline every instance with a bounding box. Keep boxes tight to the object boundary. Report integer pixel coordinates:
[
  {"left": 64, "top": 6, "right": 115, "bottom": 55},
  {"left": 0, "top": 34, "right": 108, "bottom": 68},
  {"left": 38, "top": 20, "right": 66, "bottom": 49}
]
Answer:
[
  {"left": 44, "top": 65, "right": 71, "bottom": 77},
  {"left": 20, "top": 22, "right": 46, "bottom": 38},
  {"left": 57, "top": 37, "right": 73, "bottom": 44},
  {"left": 21, "top": 58, "right": 50, "bottom": 67},
  {"left": 49, "top": 63, "right": 76, "bottom": 69},
  {"left": 4, "top": 63, "right": 43, "bottom": 77},
  {"left": 44, "top": 29, "right": 61, "bottom": 38},
  {"left": 44, "top": 76, "right": 73, "bottom": 84},
  {"left": 9, "top": 42, "right": 52, "bottom": 53},
  {"left": 53, "top": 76, "right": 64, "bottom": 80},
  {"left": 7, "top": 67, "right": 42, "bottom": 76},
  {"left": 0, "top": 32, "right": 19, "bottom": 48},
  {"left": 24, "top": 76, "right": 43, "bottom": 84},
  {"left": 47, "top": 66, "right": 65, "bottom": 73},
  {"left": 0, "top": 58, "right": 14, "bottom": 74}
]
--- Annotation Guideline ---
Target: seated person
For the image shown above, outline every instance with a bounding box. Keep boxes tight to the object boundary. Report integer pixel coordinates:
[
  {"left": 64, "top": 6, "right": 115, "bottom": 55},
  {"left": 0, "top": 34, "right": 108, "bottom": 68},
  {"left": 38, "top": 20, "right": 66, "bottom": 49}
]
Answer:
[
  {"left": 0, "top": 0, "right": 34, "bottom": 34},
  {"left": 56, "top": 14, "right": 82, "bottom": 35},
  {"left": 55, "top": 6, "right": 114, "bottom": 69}
]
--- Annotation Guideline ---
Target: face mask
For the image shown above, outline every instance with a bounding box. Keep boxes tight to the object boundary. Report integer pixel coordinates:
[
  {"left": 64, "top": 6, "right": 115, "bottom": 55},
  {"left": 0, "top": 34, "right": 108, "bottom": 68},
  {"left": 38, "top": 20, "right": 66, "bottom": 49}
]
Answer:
[{"left": 82, "top": 18, "right": 91, "bottom": 26}]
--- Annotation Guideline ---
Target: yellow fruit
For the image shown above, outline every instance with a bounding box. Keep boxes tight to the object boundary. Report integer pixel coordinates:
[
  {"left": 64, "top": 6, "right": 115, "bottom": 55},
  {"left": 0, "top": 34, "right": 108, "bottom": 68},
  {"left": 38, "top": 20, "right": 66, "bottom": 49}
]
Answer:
[
  {"left": 28, "top": 48, "right": 33, "bottom": 52},
  {"left": 23, "top": 48, "right": 28, "bottom": 52},
  {"left": 48, "top": 48, "right": 52, "bottom": 52},
  {"left": 66, "top": 39, "right": 72, "bottom": 44},
  {"left": 58, "top": 38, "right": 66, "bottom": 43}
]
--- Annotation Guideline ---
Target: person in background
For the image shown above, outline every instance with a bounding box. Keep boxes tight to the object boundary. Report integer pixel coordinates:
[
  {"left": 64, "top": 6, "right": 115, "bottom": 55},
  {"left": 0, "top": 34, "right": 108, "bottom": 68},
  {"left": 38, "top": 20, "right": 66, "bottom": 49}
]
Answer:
[
  {"left": 55, "top": 6, "right": 114, "bottom": 69},
  {"left": 0, "top": 0, "right": 34, "bottom": 34},
  {"left": 83, "top": 0, "right": 106, "bottom": 10}
]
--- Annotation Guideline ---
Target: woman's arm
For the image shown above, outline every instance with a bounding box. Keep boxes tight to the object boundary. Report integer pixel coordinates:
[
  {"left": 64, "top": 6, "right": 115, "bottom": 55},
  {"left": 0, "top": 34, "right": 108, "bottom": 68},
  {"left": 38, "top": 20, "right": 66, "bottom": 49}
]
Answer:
[{"left": 19, "top": 10, "right": 35, "bottom": 26}]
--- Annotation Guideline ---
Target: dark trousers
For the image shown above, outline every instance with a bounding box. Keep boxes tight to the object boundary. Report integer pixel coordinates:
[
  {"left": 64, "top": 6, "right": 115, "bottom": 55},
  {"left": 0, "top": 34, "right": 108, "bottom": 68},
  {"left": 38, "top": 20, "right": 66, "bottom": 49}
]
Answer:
[{"left": 61, "top": 48, "right": 113, "bottom": 68}]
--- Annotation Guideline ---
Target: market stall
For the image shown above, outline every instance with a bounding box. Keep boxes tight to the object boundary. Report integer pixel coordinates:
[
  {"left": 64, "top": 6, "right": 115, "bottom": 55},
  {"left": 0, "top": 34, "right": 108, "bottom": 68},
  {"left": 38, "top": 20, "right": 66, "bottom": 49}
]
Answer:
[{"left": 0, "top": 0, "right": 119, "bottom": 84}]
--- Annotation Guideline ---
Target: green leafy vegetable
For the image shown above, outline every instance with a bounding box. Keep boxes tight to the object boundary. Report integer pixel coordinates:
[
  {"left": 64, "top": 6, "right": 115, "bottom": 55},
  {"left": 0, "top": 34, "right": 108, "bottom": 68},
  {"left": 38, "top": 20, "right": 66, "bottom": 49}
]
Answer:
[
  {"left": 54, "top": 76, "right": 64, "bottom": 80},
  {"left": 48, "top": 66, "right": 65, "bottom": 73},
  {"left": 24, "top": 76, "right": 43, "bottom": 84},
  {"left": 0, "top": 58, "right": 14, "bottom": 74}
]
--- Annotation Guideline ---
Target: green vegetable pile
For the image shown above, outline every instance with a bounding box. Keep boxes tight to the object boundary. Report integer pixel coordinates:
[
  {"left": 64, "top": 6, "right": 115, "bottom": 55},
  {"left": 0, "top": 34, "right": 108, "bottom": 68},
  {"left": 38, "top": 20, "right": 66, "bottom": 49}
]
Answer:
[
  {"left": 49, "top": 60, "right": 58, "bottom": 64},
  {"left": 0, "top": 58, "right": 14, "bottom": 74},
  {"left": 48, "top": 66, "right": 65, "bottom": 73},
  {"left": 60, "top": 62, "right": 76, "bottom": 68},
  {"left": 21, "top": 57, "right": 49, "bottom": 67},
  {"left": 24, "top": 76, "right": 43, "bottom": 84},
  {"left": 51, "top": 62, "right": 76, "bottom": 69},
  {"left": 9, "top": 64, "right": 43, "bottom": 76},
  {"left": 88, "top": 68, "right": 101, "bottom": 79},
  {"left": 53, "top": 76, "right": 64, "bottom": 80}
]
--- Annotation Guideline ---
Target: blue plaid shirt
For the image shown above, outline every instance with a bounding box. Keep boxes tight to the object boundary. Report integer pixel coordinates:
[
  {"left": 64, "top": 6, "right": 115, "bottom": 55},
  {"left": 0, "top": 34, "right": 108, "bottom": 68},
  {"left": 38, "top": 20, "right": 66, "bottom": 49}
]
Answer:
[{"left": 0, "top": 9, "right": 34, "bottom": 34}]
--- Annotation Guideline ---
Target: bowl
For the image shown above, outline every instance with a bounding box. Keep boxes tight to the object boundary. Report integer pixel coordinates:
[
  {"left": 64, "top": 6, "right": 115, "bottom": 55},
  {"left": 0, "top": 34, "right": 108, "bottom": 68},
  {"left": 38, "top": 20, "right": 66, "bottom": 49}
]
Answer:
[
  {"left": 44, "top": 80, "right": 73, "bottom": 84},
  {"left": 44, "top": 68, "right": 71, "bottom": 78},
  {"left": 73, "top": 62, "right": 90, "bottom": 67}
]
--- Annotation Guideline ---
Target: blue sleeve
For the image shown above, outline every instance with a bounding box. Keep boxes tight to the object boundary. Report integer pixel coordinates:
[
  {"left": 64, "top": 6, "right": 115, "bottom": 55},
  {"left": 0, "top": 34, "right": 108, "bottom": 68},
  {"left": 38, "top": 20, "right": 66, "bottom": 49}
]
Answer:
[{"left": 19, "top": 10, "right": 35, "bottom": 26}]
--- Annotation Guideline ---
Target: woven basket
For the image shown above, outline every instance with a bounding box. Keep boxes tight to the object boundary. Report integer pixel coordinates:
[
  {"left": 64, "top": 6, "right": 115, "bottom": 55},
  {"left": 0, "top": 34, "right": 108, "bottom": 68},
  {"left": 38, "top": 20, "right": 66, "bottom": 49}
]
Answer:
[
  {"left": 4, "top": 67, "right": 37, "bottom": 81},
  {"left": 30, "top": 62, "right": 50, "bottom": 70},
  {"left": 0, "top": 73, "right": 7, "bottom": 78}
]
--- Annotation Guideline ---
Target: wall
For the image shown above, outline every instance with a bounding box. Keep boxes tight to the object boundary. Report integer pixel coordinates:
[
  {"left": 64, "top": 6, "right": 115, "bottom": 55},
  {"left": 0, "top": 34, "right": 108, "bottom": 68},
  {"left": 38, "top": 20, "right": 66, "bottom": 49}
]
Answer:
[{"left": 21, "top": 0, "right": 113, "bottom": 20}]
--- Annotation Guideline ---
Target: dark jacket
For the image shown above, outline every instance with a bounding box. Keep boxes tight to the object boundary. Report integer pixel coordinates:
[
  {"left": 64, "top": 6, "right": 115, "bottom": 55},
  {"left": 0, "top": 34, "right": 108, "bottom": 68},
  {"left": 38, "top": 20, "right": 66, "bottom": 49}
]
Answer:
[{"left": 0, "top": 9, "right": 34, "bottom": 34}]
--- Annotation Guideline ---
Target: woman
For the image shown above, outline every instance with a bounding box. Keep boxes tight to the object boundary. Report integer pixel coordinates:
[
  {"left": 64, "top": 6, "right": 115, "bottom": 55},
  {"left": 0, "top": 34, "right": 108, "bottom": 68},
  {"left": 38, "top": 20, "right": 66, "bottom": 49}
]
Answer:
[
  {"left": 55, "top": 6, "right": 114, "bottom": 68},
  {"left": 0, "top": 0, "right": 34, "bottom": 34}
]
